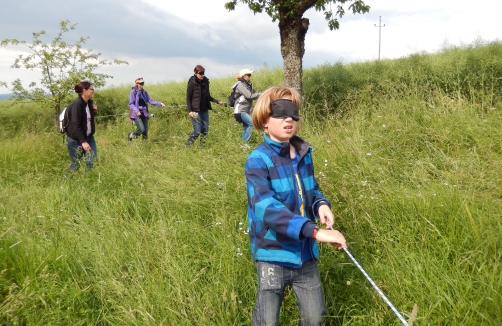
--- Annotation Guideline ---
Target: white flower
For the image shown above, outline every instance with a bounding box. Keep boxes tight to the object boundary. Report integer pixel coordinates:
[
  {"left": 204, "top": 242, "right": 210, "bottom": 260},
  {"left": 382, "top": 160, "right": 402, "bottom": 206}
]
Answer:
[
  {"left": 382, "top": 124, "right": 386, "bottom": 128},
  {"left": 361, "top": 181, "right": 368, "bottom": 186},
  {"left": 200, "top": 174, "right": 209, "bottom": 185},
  {"left": 366, "top": 152, "right": 372, "bottom": 156}
]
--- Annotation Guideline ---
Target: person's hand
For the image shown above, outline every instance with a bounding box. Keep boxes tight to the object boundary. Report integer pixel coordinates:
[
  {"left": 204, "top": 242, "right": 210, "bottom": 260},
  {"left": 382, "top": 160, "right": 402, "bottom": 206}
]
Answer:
[
  {"left": 81, "top": 142, "right": 91, "bottom": 151},
  {"left": 189, "top": 111, "right": 196, "bottom": 118},
  {"left": 315, "top": 229, "right": 347, "bottom": 249},
  {"left": 160, "top": 102, "right": 165, "bottom": 107},
  {"left": 92, "top": 104, "right": 98, "bottom": 113},
  {"left": 217, "top": 100, "right": 223, "bottom": 105},
  {"left": 137, "top": 111, "right": 142, "bottom": 116},
  {"left": 318, "top": 204, "right": 335, "bottom": 228}
]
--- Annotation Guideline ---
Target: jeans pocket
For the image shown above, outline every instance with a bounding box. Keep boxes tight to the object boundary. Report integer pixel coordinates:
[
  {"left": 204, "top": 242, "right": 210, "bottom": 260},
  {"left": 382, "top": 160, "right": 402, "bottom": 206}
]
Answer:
[{"left": 256, "top": 261, "right": 283, "bottom": 290}]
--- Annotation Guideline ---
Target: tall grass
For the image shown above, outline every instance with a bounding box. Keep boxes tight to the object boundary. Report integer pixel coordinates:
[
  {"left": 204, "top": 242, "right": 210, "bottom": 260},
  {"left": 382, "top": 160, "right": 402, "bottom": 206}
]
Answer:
[{"left": 1, "top": 41, "right": 501, "bottom": 325}]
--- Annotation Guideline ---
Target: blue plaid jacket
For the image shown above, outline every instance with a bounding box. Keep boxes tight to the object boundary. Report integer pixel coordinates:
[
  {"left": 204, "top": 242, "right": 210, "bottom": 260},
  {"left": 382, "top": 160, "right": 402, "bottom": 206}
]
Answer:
[{"left": 245, "top": 134, "right": 330, "bottom": 266}]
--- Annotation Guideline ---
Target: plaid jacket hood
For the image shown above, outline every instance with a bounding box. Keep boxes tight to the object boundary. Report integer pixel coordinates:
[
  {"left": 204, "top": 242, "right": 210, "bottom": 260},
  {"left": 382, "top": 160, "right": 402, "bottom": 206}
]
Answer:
[{"left": 245, "top": 134, "right": 330, "bottom": 266}]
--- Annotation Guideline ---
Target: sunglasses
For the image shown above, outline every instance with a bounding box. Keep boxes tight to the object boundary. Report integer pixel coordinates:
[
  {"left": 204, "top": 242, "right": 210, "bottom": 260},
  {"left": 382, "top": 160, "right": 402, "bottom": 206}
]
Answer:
[
  {"left": 137, "top": 82, "right": 145, "bottom": 85},
  {"left": 245, "top": 74, "right": 252, "bottom": 77},
  {"left": 197, "top": 71, "right": 205, "bottom": 75}
]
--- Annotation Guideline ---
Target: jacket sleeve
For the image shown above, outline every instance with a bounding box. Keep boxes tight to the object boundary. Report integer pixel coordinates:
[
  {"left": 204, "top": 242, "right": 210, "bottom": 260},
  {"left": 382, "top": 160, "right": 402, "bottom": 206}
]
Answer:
[
  {"left": 236, "top": 82, "right": 260, "bottom": 101},
  {"left": 186, "top": 80, "right": 194, "bottom": 112},
  {"left": 209, "top": 94, "right": 220, "bottom": 103},
  {"left": 245, "top": 153, "right": 310, "bottom": 240},
  {"left": 144, "top": 90, "right": 162, "bottom": 106},
  {"left": 68, "top": 101, "right": 87, "bottom": 143},
  {"left": 129, "top": 89, "right": 139, "bottom": 118}
]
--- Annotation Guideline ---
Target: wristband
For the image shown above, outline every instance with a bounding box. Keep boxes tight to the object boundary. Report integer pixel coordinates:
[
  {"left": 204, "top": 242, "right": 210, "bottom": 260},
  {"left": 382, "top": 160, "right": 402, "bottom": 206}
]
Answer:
[{"left": 312, "top": 227, "right": 319, "bottom": 239}]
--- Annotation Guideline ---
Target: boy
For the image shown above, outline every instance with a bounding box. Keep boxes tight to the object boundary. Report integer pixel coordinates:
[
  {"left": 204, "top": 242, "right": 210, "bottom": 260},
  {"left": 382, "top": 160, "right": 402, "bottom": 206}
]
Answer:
[{"left": 245, "top": 87, "right": 347, "bottom": 325}]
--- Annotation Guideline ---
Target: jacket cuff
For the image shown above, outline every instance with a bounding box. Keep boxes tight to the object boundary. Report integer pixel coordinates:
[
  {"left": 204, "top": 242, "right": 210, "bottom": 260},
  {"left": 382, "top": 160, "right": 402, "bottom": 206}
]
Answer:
[
  {"left": 300, "top": 222, "right": 317, "bottom": 239},
  {"left": 313, "top": 199, "right": 331, "bottom": 218}
]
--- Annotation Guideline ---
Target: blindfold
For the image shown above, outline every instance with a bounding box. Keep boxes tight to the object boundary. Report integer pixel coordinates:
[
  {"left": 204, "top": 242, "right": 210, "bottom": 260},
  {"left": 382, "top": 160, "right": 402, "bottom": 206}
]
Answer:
[{"left": 270, "top": 99, "right": 299, "bottom": 121}]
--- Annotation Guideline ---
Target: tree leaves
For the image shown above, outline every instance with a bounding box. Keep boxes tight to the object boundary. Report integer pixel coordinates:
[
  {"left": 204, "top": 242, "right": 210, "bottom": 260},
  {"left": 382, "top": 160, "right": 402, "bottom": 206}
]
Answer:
[{"left": 0, "top": 20, "right": 128, "bottom": 117}]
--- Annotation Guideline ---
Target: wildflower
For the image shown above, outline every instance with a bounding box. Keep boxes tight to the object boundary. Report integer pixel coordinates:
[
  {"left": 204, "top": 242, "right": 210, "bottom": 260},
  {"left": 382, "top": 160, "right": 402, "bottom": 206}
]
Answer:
[
  {"left": 200, "top": 174, "right": 209, "bottom": 185},
  {"left": 361, "top": 181, "right": 368, "bottom": 186}
]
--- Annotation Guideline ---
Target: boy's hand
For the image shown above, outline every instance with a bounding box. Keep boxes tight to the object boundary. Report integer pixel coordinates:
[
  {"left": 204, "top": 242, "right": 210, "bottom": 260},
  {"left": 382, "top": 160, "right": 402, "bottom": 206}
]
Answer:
[
  {"left": 315, "top": 229, "right": 347, "bottom": 249},
  {"left": 318, "top": 205, "right": 335, "bottom": 228}
]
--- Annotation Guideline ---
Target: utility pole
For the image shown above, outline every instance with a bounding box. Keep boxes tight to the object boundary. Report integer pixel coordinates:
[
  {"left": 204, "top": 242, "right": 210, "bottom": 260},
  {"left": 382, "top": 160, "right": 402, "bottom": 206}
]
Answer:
[{"left": 374, "top": 16, "right": 385, "bottom": 60}]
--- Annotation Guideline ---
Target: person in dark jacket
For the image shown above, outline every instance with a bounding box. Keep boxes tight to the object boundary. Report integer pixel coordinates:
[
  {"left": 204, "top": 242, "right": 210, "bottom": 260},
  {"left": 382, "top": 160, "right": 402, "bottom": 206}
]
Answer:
[
  {"left": 64, "top": 81, "right": 98, "bottom": 173},
  {"left": 128, "top": 77, "right": 165, "bottom": 141},
  {"left": 185, "top": 65, "right": 223, "bottom": 147}
]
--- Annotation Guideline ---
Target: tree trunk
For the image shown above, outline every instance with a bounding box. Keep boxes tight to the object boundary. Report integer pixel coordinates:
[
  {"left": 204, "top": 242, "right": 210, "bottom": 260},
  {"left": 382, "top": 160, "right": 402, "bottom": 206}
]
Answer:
[{"left": 279, "top": 17, "right": 309, "bottom": 93}]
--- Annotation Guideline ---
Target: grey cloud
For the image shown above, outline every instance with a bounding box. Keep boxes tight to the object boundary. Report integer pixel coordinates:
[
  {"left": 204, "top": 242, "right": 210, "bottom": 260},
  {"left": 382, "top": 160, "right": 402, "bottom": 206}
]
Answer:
[{"left": 0, "top": 0, "right": 283, "bottom": 68}]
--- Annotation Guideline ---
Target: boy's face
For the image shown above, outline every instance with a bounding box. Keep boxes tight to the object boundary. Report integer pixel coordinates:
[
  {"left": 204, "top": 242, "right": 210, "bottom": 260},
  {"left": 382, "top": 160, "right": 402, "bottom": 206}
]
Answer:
[
  {"left": 263, "top": 98, "right": 299, "bottom": 142},
  {"left": 264, "top": 116, "right": 298, "bottom": 142}
]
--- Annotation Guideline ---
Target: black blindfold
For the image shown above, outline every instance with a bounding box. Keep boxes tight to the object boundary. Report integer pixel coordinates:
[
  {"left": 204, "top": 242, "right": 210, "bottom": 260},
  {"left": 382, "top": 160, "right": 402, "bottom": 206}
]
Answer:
[{"left": 270, "top": 99, "right": 299, "bottom": 121}]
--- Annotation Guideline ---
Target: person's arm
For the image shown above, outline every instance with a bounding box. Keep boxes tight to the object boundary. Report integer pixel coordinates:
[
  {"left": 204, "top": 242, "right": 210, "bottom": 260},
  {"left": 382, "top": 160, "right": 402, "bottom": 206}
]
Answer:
[
  {"left": 314, "top": 228, "right": 346, "bottom": 249},
  {"left": 66, "top": 102, "right": 86, "bottom": 143},
  {"left": 186, "top": 80, "right": 194, "bottom": 112},
  {"left": 236, "top": 82, "right": 260, "bottom": 101},
  {"left": 209, "top": 95, "right": 222, "bottom": 105},
  {"left": 128, "top": 90, "right": 140, "bottom": 117},
  {"left": 144, "top": 90, "right": 164, "bottom": 107},
  {"left": 208, "top": 88, "right": 222, "bottom": 105},
  {"left": 245, "top": 154, "right": 309, "bottom": 240}
]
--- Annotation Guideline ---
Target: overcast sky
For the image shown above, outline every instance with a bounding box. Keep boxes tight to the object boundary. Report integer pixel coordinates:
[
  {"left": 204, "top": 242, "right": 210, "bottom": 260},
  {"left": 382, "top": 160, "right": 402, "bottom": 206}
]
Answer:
[{"left": 0, "top": 0, "right": 500, "bottom": 94}]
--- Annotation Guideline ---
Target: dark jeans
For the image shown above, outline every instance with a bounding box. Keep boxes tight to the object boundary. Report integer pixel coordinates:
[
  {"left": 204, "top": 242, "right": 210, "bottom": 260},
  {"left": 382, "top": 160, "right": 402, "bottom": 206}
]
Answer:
[
  {"left": 252, "top": 260, "right": 326, "bottom": 326},
  {"left": 133, "top": 115, "right": 149, "bottom": 139},
  {"left": 185, "top": 110, "right": 209, "bottom": 146},
  {"left": 65, "top": 135, "right": 97, "bottom": 172}
]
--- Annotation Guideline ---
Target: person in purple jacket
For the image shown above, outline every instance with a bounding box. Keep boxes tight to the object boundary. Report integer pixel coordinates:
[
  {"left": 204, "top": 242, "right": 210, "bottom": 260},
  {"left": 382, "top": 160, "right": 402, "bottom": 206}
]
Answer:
[{"left": 128, "top": 77, "right": 165, "bottom": 141}]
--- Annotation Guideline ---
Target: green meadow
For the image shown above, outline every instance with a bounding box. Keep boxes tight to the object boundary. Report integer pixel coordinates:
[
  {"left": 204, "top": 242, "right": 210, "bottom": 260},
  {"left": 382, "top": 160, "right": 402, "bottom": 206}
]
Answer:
[{"left": 1, "top": 41, "right": 501, "bottom": 325}]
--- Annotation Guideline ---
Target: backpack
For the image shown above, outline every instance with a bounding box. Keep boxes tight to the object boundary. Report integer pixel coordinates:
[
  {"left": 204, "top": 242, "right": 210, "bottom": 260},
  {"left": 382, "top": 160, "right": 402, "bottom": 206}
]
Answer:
[
  {"left": 59, "top": 107, "right": 69, "bottom": 134},
  {"left": 227, "top": 83, "right": 239, "bottom": 107}
]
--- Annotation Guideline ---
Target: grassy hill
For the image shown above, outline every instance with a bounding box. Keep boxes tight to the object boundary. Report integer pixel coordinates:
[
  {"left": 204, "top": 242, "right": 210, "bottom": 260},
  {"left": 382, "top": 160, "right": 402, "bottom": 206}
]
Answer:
[{"left": 0, "top": 41, "right": 501, "bottom": 325}]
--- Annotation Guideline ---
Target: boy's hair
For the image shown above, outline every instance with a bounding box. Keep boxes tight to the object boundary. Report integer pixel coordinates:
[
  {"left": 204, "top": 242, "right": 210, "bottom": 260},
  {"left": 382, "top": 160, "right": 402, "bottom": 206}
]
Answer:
[{"left": 252, "top": 87, "right": 302, "bottom": 133}]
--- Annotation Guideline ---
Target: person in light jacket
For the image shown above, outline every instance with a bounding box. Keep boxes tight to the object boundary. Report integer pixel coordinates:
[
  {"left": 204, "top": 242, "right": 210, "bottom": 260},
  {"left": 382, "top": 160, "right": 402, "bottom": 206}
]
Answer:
[
  {"left": 233, "top": 68, "right": 261, "bottom": 142},
  {"left": 128, "top": 77, "right": 165, "bottom": 141}
]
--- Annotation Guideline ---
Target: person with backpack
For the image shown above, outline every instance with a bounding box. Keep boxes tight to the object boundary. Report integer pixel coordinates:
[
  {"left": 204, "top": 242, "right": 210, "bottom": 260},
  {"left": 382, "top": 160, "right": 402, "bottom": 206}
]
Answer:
[
  {"left": 128, "top": 77, "right": 165, "bottom": 141},
  {"left": 64, "top": 81, "right": 98, "bottom": 174},
  {"left": 232, "top": 69, "right": 261, "bottom": 143},
  {"left": 185, "top": 65, "right": 223, "bottom": 147}
]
